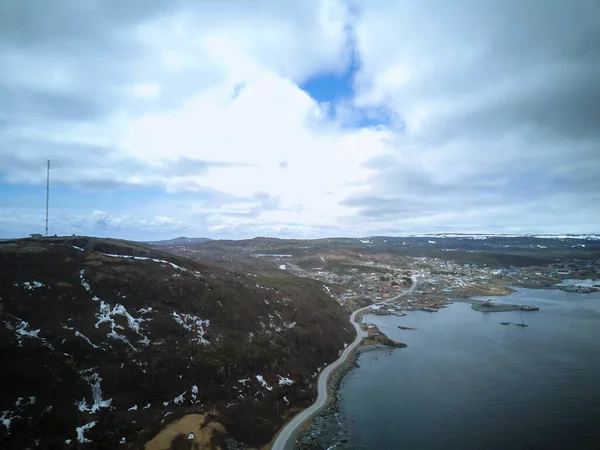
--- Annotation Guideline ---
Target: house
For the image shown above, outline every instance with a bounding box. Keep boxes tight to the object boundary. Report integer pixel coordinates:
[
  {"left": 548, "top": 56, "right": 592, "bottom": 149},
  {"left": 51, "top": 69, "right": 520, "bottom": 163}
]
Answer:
[{"left": 29, "top": 233, "right": 43, "bottom": 238}]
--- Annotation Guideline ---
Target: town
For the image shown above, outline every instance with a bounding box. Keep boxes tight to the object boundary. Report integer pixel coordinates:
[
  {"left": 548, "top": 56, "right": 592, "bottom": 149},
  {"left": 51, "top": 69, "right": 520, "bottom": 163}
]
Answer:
[{"left": 256, "top": 250, "right": 600, "bottom": 314}]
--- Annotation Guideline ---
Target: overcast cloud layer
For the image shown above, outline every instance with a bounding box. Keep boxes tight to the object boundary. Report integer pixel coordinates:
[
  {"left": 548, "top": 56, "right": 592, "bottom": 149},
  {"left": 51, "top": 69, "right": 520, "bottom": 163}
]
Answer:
[{"left": 1, "top": 0, "right": 599, "bottom": 239}]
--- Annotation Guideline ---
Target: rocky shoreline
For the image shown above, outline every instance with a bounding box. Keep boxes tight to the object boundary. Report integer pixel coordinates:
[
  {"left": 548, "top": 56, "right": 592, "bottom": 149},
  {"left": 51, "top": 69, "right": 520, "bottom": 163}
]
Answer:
[
  {"left": 294, "top": 333, "right": 404, "bottom": 449},
  {"left": 293, "top": 348, "right": 359, "bottom": 449},
  {"left": 452, "top": 298, "right": 540, "bottom": 313}
]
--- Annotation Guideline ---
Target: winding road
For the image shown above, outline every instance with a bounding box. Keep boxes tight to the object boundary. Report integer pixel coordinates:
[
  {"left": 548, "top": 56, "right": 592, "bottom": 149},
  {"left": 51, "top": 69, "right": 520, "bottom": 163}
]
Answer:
[{"left": 271, "top": 276, "right": 418, "bottom": 450}]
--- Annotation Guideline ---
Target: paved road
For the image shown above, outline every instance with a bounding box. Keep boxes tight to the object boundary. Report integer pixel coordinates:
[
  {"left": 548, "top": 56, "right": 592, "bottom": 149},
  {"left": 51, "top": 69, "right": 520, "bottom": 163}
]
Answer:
[{"left": 271, "top": 276, "right": 418, "bottom": 450}]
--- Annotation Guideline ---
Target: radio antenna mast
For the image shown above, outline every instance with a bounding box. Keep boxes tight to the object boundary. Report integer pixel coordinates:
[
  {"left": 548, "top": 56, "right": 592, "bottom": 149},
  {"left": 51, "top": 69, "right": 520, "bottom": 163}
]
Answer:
[{"left": 45, "top": 159, "right": 50, "bottom": 237}]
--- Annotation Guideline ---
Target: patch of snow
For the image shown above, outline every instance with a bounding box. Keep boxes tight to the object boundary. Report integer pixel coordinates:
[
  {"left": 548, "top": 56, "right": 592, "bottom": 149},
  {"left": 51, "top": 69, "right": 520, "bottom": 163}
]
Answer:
[
  {"left": 22, "top": 281, "right": 44, "bottom": 290},
  {"left": 95, "top": 301, "right": 148, "bottom": 349},
  {"left": 171, "top": 312, "right": 209, "bottom": 344},
  {"left": 144, "top": 403, "right": 151, "bottom": 409},
  {"left": 163, "top": 401, "right": 169, "bottom": 407},
  {"left": 279, "top": 264, "right": 286, "bottom": 270},
  {"left": 283, "top": 396, "right": 289, "bottom": 405},
  {"left": 359, "top": 239, "right": 371, "bottom": 244},
  {"left": 75, "top": 331, "right": 100, "bottom": 349},
  {"left": 138, "top": 307, "right": 153, "bottom": 314},
  {"left": 255, "top": 375, "right": 272, "bottom": 391},
  {"left": 120, "top": 437, "right": 126, "bottom": 444},
  {"left": 370, "top": 305, "right": 382, "bottom": 310},
  {"left": 533, "top": 234, "right": 600, "bottom": 240},
  {"left": 80, "top": 270, "right": 91, "bottom": 292},
  {"left": 0, "top": 410, "right": 14, "bottom": 432},
  {"left": 4, "top": 319, "right": 52, "bottom": 348},
  {"left": 99, "top": 253, "right": 188, "bottom": 271},
  {"left": 11, "top": 321, "right": 39, "bottom": 339},
  {"left": 278, "top": 375, "right": 293, "bottom": 386},
  {"left": 29, "top": 396, "right": 36, "bottom": 405},
  {"left": 76, "top": 421, "right": 96, "bottom": 444},
  {"left": 188, "top": 433, "right": 195, "bottom": 440},
  {"left": 65, "top": 439, "right": 72, "bottom": 444},
  {"left": 72, "top": 245, "right": 84, "bottom": 252},
  {"left": 76, "top": 370, "right": 113, "bottom": 413},
  {"left": 97, "top": 303, "right": 144, "bottom": 333},
  {"left": 173, "top": 391, "right": 186, "bottom": 405},
  {"left": 127, "top": 405, "right": 137, "bottom": 411},
  {"left": 238, "top": 378, "right": 250, "bottom": 385},
  {"left": 191, "top": 385, "right": 198, "bottom": 401}
]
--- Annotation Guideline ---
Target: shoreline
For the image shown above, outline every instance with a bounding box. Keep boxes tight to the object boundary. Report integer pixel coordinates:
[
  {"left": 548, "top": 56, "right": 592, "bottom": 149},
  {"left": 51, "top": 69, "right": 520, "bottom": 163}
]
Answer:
[
  {"left": 269, "top": 277, "right": 417, "bottom": 450},
  {"left": 277, "top": 284, "right": 596, "bottom": 448},
  {"left": 292, "top": 286, "right": 543, "bottom": 447},
  {"left": 451, "top": 297, "right": 538, "bottom": 312},
  {"left": 293, "top": 338, "right": 402, "bottom": 448},
  {"left": 268, "top": 331, "right": 406, "bottom": 449}
]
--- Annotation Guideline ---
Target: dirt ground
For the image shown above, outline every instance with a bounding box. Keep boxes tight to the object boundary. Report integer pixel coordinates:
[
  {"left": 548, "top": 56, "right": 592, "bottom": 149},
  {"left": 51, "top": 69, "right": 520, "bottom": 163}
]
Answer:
[
  {"left": 145, "top": 414, "right": 225, "bottom": 450},
  {"left": 453, "top": 283, "right": 515, "bottom": 297}
]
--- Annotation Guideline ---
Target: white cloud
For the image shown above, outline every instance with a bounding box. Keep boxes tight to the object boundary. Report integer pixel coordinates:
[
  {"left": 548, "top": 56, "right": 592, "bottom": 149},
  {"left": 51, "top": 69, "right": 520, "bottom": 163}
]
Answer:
[{"left": 1, "top": 0, "right": 599, "bottom": 238}]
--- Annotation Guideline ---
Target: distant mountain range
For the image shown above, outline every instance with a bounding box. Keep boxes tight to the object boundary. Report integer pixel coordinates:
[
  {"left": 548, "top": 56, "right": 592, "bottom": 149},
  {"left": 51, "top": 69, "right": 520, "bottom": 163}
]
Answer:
[
  {"left": 144, "top": 234, "right": 600, "bottom": 247},
  {"left": 142, "top": 236, "right": 213, "bottom": 247},
  {"left": 404, "top": 233, "right": 600, "bottom": 240}
]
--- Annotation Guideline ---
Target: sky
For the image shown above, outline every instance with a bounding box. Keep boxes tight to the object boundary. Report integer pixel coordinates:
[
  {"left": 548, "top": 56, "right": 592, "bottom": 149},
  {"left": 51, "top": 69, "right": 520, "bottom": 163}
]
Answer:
[{"left": 1, "top": 0, "right": 599, "bottom": 240}]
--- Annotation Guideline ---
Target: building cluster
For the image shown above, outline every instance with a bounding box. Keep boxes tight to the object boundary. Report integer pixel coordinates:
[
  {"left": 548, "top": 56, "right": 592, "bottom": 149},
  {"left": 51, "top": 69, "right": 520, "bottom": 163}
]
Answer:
[{"left": 297, "top": 254, "right": 600, "bottom": 306}]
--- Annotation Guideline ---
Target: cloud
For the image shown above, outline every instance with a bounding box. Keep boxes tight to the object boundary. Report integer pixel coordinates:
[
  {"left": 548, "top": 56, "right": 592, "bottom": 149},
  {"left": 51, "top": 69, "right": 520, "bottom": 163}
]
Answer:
[
  {"left": 340, "top": 0, "right": 600, "bottom": 233},
  {"left": 1, "top": 0, "right": 599, "bottom": 238}
]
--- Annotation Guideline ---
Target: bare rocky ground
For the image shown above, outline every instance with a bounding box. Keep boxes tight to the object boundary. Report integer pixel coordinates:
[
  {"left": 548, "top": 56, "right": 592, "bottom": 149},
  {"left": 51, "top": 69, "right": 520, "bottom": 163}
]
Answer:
[{"left": 0, "top": 237, "right": 353, "bottom": 449}]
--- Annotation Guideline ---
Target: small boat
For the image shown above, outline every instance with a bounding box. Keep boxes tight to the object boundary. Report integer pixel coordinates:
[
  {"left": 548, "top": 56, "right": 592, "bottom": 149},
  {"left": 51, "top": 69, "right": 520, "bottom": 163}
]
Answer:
[
  {"left": 500, "top": 321, "right": 511, "bottom": 326},
  {"left": 515, "top": 322, "right": 528, "bottom": 327}
]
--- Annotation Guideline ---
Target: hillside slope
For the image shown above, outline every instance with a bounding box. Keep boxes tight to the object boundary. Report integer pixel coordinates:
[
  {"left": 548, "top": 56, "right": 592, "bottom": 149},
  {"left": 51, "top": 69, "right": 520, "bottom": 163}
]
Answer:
[{"left": 0, "top": 237, "right": 353, "bottom": 449}]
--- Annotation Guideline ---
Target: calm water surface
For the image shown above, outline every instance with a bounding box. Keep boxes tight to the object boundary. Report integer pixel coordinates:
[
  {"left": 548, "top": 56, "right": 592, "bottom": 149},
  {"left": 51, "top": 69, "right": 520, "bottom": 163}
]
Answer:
[{"left": 334, "top": 288, "right": 600, "bottom": 450}]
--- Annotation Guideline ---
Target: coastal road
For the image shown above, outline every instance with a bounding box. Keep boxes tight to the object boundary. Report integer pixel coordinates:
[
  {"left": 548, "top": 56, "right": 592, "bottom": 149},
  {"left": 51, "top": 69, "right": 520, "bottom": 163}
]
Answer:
[{"left": 271, "top": 276, "right": 418, "bottom": 450}]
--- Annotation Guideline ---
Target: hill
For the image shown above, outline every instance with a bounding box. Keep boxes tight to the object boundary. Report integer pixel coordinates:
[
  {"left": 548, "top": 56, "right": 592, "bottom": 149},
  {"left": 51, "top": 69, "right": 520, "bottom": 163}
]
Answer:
[
  {"left": 143, "top": 237, "right": 213, "bottom": 247},
  {"left": 0, "top": 237, "right": 353, "bottom": 449}
]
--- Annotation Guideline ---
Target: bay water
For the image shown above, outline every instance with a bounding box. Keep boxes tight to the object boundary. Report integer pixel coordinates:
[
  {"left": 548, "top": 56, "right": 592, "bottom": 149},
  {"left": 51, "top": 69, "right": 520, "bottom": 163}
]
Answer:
[{"left": 329, "top": 288, "right": 600, "bottom": 450}]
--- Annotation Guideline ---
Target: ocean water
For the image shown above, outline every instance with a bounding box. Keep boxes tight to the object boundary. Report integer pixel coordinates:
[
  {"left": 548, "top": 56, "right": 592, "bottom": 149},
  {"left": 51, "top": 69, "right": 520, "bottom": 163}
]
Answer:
[{"left": 333, "top": 288, "right": 600, "bottom": 450}]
